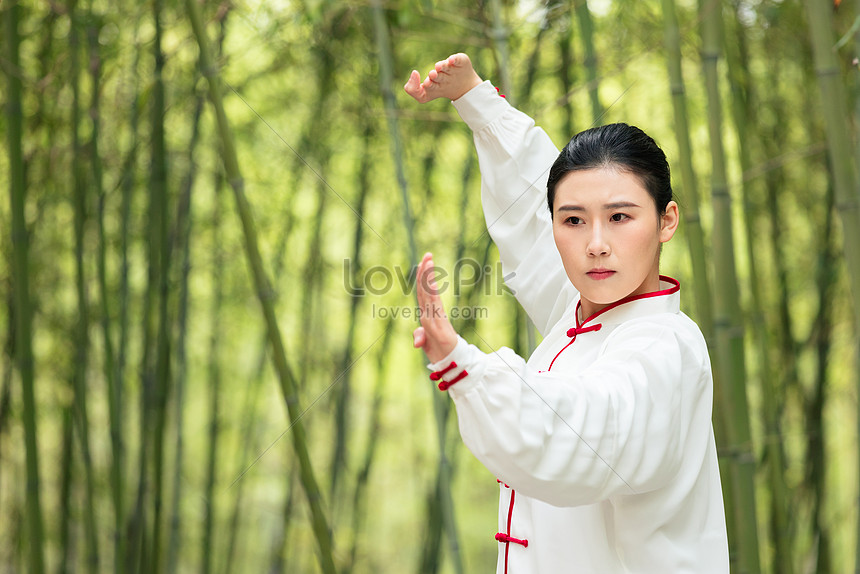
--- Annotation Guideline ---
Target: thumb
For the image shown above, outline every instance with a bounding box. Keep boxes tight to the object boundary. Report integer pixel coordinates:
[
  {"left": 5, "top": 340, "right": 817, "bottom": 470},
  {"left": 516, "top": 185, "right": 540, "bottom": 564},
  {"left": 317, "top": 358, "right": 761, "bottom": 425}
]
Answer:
[
  {"left": 412, "top": 326, "right": 426, "bottom": 349},
  {"left": 404, "top": 70, "right": 420, "bottom": 92}
]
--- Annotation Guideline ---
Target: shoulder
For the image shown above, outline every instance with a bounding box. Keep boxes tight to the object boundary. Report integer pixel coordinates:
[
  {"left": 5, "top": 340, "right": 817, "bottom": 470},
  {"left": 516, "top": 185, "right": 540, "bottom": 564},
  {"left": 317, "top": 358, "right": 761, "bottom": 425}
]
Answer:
[{"left": 601, "top": 311, "right": 709, "bottom": 365}]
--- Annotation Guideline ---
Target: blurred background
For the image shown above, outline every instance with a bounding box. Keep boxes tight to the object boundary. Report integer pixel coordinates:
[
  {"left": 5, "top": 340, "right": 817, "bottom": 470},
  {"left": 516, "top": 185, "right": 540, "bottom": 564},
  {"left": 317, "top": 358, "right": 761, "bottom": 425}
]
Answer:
[{"left": 1, "top": 0, "right": 859, "bottom": 572}]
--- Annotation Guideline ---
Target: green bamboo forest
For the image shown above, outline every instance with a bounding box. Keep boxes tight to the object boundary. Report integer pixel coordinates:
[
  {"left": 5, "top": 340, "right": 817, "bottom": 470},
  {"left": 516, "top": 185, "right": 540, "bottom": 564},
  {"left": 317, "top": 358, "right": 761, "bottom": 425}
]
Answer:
[{"left": 2, "top": 0, "right": 860, "bottom": 572}]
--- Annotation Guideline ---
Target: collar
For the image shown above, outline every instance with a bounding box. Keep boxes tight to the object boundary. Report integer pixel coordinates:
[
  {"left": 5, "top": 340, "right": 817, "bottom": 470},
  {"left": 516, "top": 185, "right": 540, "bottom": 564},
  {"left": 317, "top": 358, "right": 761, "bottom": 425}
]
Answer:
[{"left": 566, "top": 275, "right": 681, "bottom": 337}]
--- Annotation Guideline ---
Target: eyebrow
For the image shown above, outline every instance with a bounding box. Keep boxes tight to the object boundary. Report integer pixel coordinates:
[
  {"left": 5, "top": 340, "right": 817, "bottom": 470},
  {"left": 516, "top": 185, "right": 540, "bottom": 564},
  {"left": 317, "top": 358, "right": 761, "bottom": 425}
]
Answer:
[{"left": 555, "top": 201, "right": 642, "bottom": 212}]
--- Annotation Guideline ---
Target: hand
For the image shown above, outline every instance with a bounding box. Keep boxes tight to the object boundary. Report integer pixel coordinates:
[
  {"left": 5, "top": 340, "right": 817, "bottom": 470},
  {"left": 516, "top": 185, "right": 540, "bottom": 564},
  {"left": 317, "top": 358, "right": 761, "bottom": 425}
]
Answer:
[
  {"left": 413, "top": 253, "right": 458, "bottom": 363},
  {"left": 404, "top": 53, "right": 482, "bottom": 103}
]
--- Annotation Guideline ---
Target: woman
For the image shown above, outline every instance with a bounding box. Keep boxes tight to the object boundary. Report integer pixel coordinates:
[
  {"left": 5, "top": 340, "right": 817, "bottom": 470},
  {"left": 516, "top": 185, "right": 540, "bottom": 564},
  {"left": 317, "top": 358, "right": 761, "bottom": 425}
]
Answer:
[{"left": 406, "top": 54, "right": 729, "bottom": 573}]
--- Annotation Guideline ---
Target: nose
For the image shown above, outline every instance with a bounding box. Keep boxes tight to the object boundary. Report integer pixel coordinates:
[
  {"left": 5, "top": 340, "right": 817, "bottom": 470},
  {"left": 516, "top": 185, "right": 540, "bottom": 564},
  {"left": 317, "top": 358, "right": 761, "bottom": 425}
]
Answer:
[{"left": 586, "top": 223, "right": 610, "bottom": 257}]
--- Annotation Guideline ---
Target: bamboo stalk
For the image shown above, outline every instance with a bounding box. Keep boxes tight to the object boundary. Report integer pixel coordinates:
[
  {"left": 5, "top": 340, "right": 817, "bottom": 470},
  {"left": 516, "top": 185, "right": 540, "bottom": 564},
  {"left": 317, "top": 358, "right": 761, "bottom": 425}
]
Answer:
[
  {"left": 201, "top": 158, "right": 225, "bottom": 574},
  {"left": 659, "top": 0, "right": 714, "bottom": 337},
  {"left": 222, "top": 155, "right": 298, "bottom": 573},
  {"left": 296, "top": 11, "right": 352, "bottom": 402},
  {"left": 573, "top": 0, "right": 603, "bottom": 123},
  {"left": 518, "top": 12, "right": 549, "bottom": 108},
  {"left": 519, "top": 5, "right": 569, "bottom": 126},
  {"left": 185, "top": 2, "right": 337, "bottom": 571},
  {"left": 298, "top": 182, "right": 327, "bottom": 382},
  {"left": 5, "top": 1, "right": 46, "bottom": 571},
  {"left": 116, "top": 16, "right": 144, "bottom": 573},
  {"left": 0, "top": 295, "right": 14, "bottom": 572},
  {"left": 165, "top": 89, "right": 205, "bottom": 574},
  {"left": 68, "top": 0, "right": 101, "bottom": 569},
  {"left": 268, "top": 470, "right": 298, "bottom": 571},
  {"left": 489, "top": 0, "right": 543, "bottom": 362},
  {"left": 758, "top": 36, "right": 806, "bottom": 567},
  {"left": 654, "top": 8, "right": 739, "bottom": 551},
  {"left": 86, "top": 10, "right": 126, "bottom": 573},
  {"left": 370, "top": 0, "right": 417, "bottom": 268},
  {"left": 149, "top": 0, "right": 174, "bottom": 570},
  {"left": 803, "top": 5, "right": 860, "bottom": 569},
  {"left": 117, "top": 28, "right": 142, "bottom": 570},
  {"left": 370, "top": 2, "right": 466, "bottom": 572},
  {"left": 698, "top": 1, "right": 760, "bottom": 571},
  {"left": 0, "top": 299, "right": 10, "bottom": 495},
  {"left": 329, "top": 122, "right": 371, "bottom": 502},
  {"left": 195, "top": 31, "right": 227, "bottom": 572},
  {"left": 345, "top": 316, "right": 395, "bottom": 573},
  {"left": 807, "top": 182, "right": 836, "bottom": 573},
  {"left": 855, "top": 0, "right": 860, "bottom": 565},
  {"left": 488, "top": 0, "right": 513, "bottom": 102},
  {"left": 558, "top": 8, "right": 576, "bottom": 137},
  {"left": 58, "top": 406, "right": 74, "bottom": 574},
  {"left": 130, "top": 7, "right": 160, "bottom": 568},
  {"left": 722, "top": 5, "right": 792, "bottom": 571},
  {"left": 120, "top": 69, "right": 142, "bottom": 574},
  {"left": 223, "top": 194, "right": 296, "bottom": 574}
]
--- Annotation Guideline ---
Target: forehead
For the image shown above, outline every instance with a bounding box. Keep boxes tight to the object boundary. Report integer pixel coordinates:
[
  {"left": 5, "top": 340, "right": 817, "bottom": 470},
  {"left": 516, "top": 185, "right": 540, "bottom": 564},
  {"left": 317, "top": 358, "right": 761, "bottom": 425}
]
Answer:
[{"left": 554, "top": 167, "right": 653, "bottom": 208}]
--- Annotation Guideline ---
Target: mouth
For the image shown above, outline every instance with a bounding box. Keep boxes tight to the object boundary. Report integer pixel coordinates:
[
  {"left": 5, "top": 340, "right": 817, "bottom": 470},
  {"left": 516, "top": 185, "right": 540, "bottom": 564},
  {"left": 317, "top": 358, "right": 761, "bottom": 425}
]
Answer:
[{"left": 586, "top": 269, "right": 616, "bottom": 280}]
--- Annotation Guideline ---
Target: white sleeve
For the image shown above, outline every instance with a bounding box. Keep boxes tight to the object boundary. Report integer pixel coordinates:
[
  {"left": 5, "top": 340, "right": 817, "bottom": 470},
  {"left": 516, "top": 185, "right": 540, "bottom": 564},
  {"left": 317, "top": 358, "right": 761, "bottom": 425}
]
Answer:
[
  {"left": 451, "top": 82, "right": 577, "bottom": 336},
  {"left": 430, "top": 324, "right": 710, "bottom": 508}
]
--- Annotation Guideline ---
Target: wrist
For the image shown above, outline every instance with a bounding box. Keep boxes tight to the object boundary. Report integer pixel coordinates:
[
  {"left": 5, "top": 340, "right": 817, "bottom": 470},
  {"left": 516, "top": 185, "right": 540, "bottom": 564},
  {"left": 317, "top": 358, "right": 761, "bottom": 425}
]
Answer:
[
  {"left": 427, "top": 336, "right": 457, "bottom": 363},
  {"left": 452, "top": 72, "right": 483, "bottom": 102}
]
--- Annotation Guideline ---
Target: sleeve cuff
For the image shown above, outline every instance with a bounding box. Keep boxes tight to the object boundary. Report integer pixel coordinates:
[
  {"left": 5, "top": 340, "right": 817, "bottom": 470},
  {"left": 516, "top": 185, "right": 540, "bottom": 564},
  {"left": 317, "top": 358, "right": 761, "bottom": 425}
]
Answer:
[
  {"left": 427, "top": 336, "right": 486, "bottom": 393},
  {"left": 451, "top": 80, "right": 510, "bottom": 133}
]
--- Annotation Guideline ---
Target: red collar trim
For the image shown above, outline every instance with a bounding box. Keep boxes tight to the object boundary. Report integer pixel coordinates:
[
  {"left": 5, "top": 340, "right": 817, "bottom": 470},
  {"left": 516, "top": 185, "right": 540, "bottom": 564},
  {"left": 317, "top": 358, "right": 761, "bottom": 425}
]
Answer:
[{"left": 574, "top": 275, "right": 680, "bottom": 329}]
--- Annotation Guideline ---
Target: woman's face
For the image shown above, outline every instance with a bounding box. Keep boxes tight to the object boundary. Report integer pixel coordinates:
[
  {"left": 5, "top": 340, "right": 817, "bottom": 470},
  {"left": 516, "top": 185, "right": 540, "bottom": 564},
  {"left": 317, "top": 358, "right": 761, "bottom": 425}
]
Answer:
[{"left": 551, "top": 167, "right": 679, "bottom": 319}]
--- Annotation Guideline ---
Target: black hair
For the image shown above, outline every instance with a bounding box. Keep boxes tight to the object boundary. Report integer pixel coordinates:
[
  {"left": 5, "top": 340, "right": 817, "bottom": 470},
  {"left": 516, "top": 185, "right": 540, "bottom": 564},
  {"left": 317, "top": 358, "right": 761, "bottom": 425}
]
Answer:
[{"left": 546, "top": 123, "right": 673, "bottom": 216}]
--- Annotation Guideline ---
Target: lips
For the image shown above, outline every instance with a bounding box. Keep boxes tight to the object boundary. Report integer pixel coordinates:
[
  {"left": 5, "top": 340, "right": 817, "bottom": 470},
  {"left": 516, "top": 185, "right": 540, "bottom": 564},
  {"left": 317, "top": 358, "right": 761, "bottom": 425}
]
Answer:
[{"left": 587, "top": 269, "right": 616, "bottom": 280}]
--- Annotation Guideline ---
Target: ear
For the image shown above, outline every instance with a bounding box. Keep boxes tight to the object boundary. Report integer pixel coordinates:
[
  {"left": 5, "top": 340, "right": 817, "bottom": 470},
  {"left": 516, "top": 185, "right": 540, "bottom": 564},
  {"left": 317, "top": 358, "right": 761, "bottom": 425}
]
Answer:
[{"left": 659, "top": 201, "right": 679, "bottom": 243}]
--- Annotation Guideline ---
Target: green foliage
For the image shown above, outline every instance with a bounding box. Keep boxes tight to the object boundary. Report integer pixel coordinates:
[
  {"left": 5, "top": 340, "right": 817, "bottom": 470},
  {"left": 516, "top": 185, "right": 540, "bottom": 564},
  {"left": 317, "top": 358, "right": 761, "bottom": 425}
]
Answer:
[{"left": 0, "top": 0, "right": 859, "bottom": 571}]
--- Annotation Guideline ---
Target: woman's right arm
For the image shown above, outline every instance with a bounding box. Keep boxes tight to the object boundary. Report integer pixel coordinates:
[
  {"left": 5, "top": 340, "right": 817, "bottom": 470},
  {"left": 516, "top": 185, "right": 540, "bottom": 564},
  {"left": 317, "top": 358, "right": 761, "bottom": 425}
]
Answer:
[
  {"left": 452, "top": 82, "right": 577, "bottom": 335},
  {"left": 429, "top": 320, "right": 711, "bottom": 508}
]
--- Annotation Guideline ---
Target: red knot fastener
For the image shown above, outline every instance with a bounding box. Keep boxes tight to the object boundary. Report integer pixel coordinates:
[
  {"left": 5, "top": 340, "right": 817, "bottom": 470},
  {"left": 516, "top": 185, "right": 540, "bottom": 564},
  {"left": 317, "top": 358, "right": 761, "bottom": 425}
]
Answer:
[
  {"left": 495, "top": 532, "right": 528, "bottom": 547},
  {"left": 566, "top": 323, "right": 602, "bottom": 338},
  {"left": 429, "top": 361, "right": 457, "bottom": 381},
  {"left": 495, "top": 87, "right": 506, "bottom": 98},
  {"left": 438, "top": 369, "right": 467, "bottom": 391}
]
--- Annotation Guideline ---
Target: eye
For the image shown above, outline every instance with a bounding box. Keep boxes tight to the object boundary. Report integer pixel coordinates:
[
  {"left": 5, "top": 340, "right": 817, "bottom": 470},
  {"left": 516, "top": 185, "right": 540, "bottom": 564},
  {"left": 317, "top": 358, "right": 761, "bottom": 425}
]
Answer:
[
  {"left": 610, "top": 213, "right": 629, "bottom": 223},
  {"left": 565, "top": 216, "right": 583, "bottom": 225}
]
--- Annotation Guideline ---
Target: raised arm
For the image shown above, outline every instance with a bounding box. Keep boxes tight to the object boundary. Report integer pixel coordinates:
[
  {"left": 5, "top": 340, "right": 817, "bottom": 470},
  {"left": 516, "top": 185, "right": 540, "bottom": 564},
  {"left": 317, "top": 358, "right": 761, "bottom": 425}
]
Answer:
[
  {"left": 451, "top": 80, "right": 575, "bottom": 334},
  {"left": 406, "top": 54, "right": 576, "bottom": 335}
]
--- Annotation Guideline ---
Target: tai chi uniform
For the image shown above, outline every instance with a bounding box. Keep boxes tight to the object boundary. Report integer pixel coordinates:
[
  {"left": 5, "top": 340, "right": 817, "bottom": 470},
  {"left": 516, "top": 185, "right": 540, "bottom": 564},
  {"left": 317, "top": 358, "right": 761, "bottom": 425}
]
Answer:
[{"left": 427, "top": 81, "right": 730, "bottom": 573}]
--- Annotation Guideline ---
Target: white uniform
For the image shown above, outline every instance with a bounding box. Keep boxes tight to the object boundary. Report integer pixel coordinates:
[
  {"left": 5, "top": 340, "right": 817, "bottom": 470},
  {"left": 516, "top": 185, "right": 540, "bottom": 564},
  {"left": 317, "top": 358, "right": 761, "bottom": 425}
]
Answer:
[{"left": 427, "top": 81, "right": 729, "bottom": 573}]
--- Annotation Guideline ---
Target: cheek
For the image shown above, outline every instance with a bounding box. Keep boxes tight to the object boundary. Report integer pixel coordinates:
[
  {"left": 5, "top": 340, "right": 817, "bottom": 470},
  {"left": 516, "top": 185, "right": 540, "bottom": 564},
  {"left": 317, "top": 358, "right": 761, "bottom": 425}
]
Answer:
[
  {"left": 552, "top": 229, "right": 578, "bottom": 267},
  {"left": 632, "top": 227, "right": 662, "bottom": 258},
  {"left": 552, "top": 228, "right": 576, "bottom": 253},
  {"left": 552, "top": 225, "right": 565, "bottom": 250}
]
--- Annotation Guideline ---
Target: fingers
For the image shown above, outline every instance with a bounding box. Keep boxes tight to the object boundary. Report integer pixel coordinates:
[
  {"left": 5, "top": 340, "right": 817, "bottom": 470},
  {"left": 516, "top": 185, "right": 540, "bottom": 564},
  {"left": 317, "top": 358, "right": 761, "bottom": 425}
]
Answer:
[
  {"left": 415, "top": 252, "right": 433, "bottom": 316},
  {"left": 405, "top": 67, "right": 445, "bottom": 102},
  {"left": 405, "top": 69, "right": 420, "bottom": 88},
  {"left": 418, "top": 253, "right": 446, "bottom": 328},
  {"left": 403, "top": 70, "right": 425, "bottom": 101},
  {"left": 413, "top": 252, "right": 458, "bottom": 363},
  {"left": 447, "top": 52, "right": 469, "bottom": 68},
  {"left": 434, "top": 59, "right": 451, "bottom": 77},
  {"left": 437, "top": 53, "right": 467, "bottom": 76}
]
